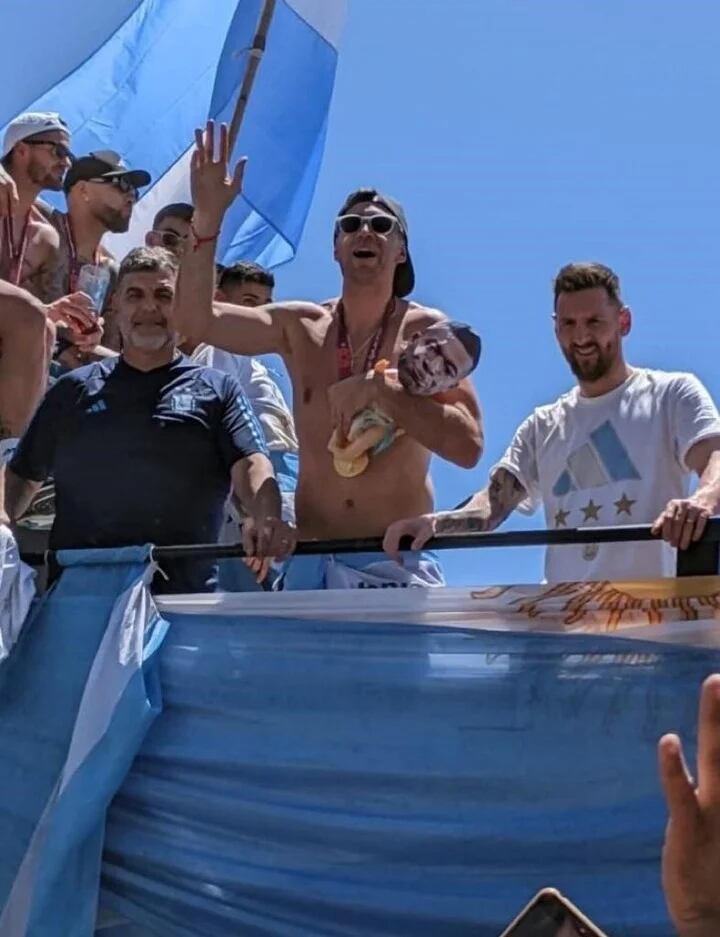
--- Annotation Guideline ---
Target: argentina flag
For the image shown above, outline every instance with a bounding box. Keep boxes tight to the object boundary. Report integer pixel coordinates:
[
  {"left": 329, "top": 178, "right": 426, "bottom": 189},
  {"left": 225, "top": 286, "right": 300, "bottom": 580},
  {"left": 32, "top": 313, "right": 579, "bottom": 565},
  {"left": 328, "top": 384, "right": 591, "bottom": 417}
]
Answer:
[
  {"left": 0, "top": 0, "right": 346, "bottom": 269},
  {"left": 2, "top": 547, "right": 720, "bottom": 934}
]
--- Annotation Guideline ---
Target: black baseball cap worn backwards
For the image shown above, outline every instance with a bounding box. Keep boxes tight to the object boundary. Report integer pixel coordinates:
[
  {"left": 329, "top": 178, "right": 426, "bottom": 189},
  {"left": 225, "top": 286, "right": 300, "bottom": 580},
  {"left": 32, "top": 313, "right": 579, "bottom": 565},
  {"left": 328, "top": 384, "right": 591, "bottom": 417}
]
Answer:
[
  {"left": 64, "top": 149, "right": 151, "bottom": 195},
  {"left": 337, "top": 188, "right": 415, "bottom": 297}
]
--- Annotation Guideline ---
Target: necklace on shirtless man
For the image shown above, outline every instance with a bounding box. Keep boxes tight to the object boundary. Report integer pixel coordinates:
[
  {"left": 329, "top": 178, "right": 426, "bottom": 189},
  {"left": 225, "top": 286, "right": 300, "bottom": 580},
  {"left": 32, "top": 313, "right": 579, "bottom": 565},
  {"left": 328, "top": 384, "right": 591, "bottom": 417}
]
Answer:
[{"left": 335, "top": 296, "right": 396, "bottom": 381}]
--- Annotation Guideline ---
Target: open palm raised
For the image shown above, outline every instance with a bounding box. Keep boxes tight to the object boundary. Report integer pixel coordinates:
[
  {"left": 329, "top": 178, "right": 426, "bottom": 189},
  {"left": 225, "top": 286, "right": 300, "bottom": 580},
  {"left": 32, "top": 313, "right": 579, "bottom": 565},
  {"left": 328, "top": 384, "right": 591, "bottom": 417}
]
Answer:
[{"left": 190, "top": 120, "right": 247, "bottom": 231}]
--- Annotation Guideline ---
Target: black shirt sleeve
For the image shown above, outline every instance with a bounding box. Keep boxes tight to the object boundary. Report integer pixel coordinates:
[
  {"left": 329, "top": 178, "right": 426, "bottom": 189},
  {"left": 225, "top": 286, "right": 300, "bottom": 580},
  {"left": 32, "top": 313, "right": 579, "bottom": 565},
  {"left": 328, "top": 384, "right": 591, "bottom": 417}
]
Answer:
[
  {"left": 9, "top": 376, "right": 76, "bottom": 482},
  {"left": 216, "top": 374, "right": 269, "bottom": 471}
]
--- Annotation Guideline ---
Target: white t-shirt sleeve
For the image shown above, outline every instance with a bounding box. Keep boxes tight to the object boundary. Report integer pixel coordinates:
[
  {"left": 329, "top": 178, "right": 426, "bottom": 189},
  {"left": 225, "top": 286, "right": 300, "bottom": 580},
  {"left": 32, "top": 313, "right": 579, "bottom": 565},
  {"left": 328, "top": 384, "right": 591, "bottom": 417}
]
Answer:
[
  {"left": 667, "top": 373, "right": 720, "bottom": 471},
  {"left": 491, "top": 413, "right": 541, "bottom": 514}
]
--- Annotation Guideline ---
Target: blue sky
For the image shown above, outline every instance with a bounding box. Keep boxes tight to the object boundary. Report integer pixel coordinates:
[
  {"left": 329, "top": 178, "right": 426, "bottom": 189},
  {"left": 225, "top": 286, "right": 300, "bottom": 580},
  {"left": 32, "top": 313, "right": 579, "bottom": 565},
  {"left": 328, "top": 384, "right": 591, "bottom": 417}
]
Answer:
[{"left": 276, "top": 0, "right": 720, "bottom": 585}]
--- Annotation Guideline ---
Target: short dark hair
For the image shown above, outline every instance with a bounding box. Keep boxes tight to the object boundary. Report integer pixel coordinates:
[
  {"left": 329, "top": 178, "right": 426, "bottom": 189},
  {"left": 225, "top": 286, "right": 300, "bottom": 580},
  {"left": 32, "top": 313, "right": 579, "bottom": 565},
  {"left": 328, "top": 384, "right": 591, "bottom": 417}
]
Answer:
[
  {"left": 446, "top": 320, "right": 481, "bottom": 372},
  {"left": 217, "top": 260, "right": 274, "bottom": 291},
  {"left": 553, "top": 262, "right": 622, "bottom": 307},
  {"left": 337, "top": 187, "right": 380, "bottom": 218},
  {"left": 152, "top": 202, "right": 194, "bottom": 229},
  {"left": 117, "top": 246, "right": 178, "bottom": 290}
]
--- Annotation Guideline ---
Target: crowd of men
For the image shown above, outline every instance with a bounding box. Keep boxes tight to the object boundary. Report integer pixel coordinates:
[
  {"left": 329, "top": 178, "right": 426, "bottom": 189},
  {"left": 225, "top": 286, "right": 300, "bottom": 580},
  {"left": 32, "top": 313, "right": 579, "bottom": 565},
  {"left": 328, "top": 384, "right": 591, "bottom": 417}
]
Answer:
[
  {"left": 0, "top": 111, "right": 719, "bottom": 935},
  {"left": 0, "top": 112, "right": 718, "bottom": 595}
]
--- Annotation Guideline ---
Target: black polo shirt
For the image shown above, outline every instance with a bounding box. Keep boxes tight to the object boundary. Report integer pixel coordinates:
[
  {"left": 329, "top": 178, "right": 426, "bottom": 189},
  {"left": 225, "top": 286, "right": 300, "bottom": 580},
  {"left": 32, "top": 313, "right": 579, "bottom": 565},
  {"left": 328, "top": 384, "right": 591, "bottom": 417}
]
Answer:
[{"left": 10, "top": 354, "right": 268, "bottom": 592}]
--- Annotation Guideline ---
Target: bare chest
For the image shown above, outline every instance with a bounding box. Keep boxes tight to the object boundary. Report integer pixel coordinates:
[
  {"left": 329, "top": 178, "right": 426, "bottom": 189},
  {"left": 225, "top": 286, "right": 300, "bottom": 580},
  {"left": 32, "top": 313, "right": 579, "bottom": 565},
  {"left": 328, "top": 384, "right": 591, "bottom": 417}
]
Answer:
[{"left": 288, "top": 317, "right": 403, "bottom": 437}]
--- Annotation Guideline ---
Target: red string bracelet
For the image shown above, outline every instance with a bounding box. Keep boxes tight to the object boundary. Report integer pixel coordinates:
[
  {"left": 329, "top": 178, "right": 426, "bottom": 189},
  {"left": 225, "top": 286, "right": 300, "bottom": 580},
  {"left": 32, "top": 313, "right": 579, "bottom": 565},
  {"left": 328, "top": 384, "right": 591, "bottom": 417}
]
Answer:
[{"left": 191, "top": 223, "right": 220, "bottom": 251}]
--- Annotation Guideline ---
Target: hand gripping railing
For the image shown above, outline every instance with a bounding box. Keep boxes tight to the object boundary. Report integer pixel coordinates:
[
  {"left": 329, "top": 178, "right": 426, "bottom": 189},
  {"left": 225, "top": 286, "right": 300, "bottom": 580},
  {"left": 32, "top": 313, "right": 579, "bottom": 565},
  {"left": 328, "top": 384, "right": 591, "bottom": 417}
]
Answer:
[{"left": 19, "top": 517, "right": 720, "bottom": 578}]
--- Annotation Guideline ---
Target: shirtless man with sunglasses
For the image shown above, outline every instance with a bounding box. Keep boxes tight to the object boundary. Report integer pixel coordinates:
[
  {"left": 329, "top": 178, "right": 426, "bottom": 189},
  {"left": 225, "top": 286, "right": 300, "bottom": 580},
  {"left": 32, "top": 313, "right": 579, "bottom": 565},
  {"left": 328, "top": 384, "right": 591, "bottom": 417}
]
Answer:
[
  {"left": 0, "top": 113, "right": 101, "bottom": 485},
  {"left": 51, "top": 150, "right": 151, "bottom": 354},
  {"left": 175, "top": 122, "right": 483, "bottom": 589}
]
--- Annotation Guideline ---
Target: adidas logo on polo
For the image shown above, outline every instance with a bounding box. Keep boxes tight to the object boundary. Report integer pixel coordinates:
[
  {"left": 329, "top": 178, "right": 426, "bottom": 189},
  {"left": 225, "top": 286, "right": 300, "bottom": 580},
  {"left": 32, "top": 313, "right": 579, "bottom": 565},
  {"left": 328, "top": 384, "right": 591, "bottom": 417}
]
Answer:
[{"left": 85, "top": 400, "right": 107, "bottom": 414}]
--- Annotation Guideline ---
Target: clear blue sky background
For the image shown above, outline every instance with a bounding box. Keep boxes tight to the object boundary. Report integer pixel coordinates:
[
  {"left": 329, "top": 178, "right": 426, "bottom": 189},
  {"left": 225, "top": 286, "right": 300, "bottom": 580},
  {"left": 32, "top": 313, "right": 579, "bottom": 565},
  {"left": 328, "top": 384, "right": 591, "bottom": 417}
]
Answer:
[{"left": 277, "top": 0, "right": 720, "bottom": 586}]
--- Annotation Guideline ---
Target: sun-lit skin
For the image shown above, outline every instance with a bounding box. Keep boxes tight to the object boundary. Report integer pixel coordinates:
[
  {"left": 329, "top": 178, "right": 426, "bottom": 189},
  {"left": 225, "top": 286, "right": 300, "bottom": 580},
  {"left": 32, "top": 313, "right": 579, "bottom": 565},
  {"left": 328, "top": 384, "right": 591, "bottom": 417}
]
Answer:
[
  {"left": 217, "top": 279, "right": 272, "bottom": 307},
  {"left": 114, "top": 268, "right": 177, "bottom": 361},
  {"left": 553, "top": 286, "right": 632, "bottom": 398},
  {"left": 146, "top": 214, "right": 192, "bottom": 257},
  {"left": 332, "top": 203, "right": 406, "bottom": 291}
]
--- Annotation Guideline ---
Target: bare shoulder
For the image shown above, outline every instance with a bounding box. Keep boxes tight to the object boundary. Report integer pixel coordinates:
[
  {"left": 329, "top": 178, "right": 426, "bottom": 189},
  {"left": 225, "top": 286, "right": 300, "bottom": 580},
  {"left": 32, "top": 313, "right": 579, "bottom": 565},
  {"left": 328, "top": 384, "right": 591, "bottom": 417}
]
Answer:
[
  {"left": 399, "top": 301, "right": 447, "bottom": 337},
  {"left": 31, "top": 214, "right": 60, "bottom": 252},
  {"left": 277, "top": 300, "right": 331, "bottom": 322},
  {"left": 273, "top": 300, "right": 333, "bottom": 343}
]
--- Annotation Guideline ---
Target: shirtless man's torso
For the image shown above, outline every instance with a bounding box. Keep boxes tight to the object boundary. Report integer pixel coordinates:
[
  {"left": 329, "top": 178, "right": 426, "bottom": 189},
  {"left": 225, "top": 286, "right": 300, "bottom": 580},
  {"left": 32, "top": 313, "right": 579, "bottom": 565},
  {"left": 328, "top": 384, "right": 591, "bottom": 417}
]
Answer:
[{"left": 175, "top": 122, "right": 483, "bottom": 558}]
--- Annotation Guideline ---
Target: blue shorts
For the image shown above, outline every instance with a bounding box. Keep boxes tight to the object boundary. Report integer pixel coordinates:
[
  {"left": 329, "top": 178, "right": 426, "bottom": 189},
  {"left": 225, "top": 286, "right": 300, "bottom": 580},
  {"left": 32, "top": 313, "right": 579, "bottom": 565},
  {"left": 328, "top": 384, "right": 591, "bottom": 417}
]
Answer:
[{"left": 277, "top": 550, "right": 445, "bottom": 591}]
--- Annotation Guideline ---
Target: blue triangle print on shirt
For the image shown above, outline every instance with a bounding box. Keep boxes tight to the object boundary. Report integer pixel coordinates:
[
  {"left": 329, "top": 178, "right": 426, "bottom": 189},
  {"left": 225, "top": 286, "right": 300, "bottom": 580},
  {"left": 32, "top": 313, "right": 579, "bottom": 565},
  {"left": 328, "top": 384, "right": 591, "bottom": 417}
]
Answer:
[{"left": 552, "top": 420, "right": 641, "bottom": 496}]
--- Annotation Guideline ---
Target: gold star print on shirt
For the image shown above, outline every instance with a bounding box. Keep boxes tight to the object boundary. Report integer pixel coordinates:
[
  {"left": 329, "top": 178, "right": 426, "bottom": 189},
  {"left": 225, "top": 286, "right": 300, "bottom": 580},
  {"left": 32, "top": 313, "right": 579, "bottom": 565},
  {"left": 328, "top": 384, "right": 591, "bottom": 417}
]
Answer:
[
  {"left": 581, "top": 499, "right": 602, "bottom": 522},
  {"left": 554, "top": 508, "right": 570, "bottom": 528},
  {"left": 614, "top": 492, "right": 636, "bottom": 516}
]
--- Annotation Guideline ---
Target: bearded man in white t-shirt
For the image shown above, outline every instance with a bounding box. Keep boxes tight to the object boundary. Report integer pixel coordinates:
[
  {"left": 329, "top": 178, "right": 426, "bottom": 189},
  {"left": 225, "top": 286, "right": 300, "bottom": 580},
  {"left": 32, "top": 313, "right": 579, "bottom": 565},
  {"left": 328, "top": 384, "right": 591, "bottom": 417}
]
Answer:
[{"left": 384, "top": 262, "right": 720, "bottom": 582}]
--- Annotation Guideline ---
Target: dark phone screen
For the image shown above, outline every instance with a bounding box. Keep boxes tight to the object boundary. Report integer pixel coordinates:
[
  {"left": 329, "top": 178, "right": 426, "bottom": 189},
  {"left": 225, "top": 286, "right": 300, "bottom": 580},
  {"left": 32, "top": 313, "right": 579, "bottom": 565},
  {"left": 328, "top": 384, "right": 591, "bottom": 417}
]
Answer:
[{"left": 504, "top": 894, "right": 601, "bottom": 937}]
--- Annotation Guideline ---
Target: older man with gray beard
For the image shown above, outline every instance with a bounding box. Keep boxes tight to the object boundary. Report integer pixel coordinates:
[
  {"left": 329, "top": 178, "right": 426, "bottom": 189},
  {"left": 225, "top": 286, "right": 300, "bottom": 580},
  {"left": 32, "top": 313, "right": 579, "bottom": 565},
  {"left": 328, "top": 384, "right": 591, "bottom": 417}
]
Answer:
[{"left": 5, "top": 246, "right": 295, "bottom": 593}]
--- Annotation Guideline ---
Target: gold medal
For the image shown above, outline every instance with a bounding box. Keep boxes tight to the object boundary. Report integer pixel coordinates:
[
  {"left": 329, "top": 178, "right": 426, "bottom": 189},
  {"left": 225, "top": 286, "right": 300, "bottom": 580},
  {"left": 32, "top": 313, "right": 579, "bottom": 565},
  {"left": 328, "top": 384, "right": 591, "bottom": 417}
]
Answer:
[{"left": 333, "top": 453, "right": 369, "bottom": 477}]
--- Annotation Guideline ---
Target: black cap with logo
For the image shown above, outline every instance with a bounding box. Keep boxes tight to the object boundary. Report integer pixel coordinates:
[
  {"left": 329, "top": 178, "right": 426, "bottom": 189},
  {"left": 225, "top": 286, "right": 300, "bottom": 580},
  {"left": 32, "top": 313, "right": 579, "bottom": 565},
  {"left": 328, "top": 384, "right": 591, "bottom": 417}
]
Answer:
[{"left": 63, "top": 149, "right": 151, "bottom": 195}]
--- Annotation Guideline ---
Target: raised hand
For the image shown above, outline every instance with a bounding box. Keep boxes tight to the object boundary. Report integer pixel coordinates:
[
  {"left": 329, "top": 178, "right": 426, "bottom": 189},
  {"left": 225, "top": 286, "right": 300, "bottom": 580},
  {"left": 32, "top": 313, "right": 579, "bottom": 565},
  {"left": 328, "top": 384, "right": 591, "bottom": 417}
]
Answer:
[
  {"left": 659, "top": 674, "right": 720, "bottom": 937},
  {"left": 190, "top": 120, "right": 246, "bottom": 232}
]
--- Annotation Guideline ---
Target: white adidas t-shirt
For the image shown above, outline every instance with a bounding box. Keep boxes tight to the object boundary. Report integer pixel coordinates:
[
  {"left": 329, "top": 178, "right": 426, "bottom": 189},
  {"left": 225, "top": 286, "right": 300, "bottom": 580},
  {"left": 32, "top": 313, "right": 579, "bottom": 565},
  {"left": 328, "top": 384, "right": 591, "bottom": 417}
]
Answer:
[{"left": 493, "top": 369, "right": 720, "bottom": 583}]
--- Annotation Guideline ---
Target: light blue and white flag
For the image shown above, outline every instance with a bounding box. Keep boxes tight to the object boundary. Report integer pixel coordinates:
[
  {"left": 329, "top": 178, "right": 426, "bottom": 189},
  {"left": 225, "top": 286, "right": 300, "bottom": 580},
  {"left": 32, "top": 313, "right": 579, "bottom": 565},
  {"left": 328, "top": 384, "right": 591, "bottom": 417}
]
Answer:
[
  {"left": 3, "top": 555, "right": 720, "bottom": 934},
  {"left": 0, "top": 547, "right": 168, "bottom": 937},
  {"left": 0, "top": 0, "right": 346, "bottom": 268}
]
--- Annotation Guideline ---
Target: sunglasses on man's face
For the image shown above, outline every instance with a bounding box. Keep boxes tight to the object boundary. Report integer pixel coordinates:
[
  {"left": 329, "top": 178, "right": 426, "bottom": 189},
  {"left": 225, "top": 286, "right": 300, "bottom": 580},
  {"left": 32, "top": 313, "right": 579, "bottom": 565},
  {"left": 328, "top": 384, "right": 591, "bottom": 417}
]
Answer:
[
  {"left": 336, "top": 213, "right": 398, "bottom": 236},
  {"left": 151, "top": 229, "right": 186, "bottom": 249},
  {"left": 88, "top": 176, "right": 138, "bottom": 200},
  {"left": 24, "top": 140, "right": 74, "bottom": 161}
]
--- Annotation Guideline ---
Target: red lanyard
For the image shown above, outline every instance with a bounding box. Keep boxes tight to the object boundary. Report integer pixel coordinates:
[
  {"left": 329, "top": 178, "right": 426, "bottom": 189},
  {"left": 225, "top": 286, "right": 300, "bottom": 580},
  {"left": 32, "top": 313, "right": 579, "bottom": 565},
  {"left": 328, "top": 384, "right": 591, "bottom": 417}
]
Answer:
[
  {"left": 59, "top": 213, "right": 99, "bottom": 292},
  {"left": 1, "top": 211, "right": 31, "bottom": 286},
  {"left": 336, "top": 297, "right": 395, "bottom": 381}
]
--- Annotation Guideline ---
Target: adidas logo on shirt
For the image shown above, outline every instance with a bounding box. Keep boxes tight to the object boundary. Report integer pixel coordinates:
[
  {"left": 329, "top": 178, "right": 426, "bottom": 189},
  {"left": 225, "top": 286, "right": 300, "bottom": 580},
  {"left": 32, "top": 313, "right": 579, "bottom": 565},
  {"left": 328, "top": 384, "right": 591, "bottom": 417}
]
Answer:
[{"left": 85, "top": 400, "right": 108, "bottom": 414}]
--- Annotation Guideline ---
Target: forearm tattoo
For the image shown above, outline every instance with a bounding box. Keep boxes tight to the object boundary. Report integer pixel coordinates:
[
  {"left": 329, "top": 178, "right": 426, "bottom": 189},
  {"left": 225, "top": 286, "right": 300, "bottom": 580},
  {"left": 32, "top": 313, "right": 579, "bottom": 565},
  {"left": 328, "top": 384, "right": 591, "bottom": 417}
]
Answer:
[{"left": 435, "top": 469, "right": 526, "bottom": 534}]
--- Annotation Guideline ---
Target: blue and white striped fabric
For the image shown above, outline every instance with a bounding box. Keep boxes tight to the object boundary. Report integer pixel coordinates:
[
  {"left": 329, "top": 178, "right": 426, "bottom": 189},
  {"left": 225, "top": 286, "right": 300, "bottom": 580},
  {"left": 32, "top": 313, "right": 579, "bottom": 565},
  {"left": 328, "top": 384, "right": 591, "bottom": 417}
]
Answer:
[
  {"left": 3, "top": 555, "right": 719, "bottom": 936},
  {"left": 0, "top": 0, "right": 346, "bottom": 269},
  {"left": 0, "top": 548, "right": 167, "bottom": 937}
]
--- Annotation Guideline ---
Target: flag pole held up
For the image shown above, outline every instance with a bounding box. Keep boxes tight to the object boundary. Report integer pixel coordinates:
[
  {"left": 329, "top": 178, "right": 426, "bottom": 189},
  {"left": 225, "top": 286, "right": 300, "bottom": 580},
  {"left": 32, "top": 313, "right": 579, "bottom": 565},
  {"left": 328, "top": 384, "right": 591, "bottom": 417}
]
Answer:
[{"left": 228, "top": 0, "right": 278, "bottom": 152}]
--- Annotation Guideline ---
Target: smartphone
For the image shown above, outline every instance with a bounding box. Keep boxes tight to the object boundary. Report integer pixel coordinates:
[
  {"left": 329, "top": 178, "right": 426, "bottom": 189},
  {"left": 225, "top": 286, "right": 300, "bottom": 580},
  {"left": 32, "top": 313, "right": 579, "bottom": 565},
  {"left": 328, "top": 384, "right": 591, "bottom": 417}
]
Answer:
[{"left": 497, "top": 888, "right": 609, "bottom": 937}]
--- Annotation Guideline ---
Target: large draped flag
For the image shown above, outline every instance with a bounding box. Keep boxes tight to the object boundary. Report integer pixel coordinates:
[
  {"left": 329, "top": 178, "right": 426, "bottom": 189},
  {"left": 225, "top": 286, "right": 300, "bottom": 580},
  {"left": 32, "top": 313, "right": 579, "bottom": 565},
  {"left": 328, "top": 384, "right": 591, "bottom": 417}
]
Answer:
[
  {"left": 2, "top": 546, "right": 720, "bottom": 935},
  {"left": 0, "top": 0, "right": 346, "bottom": 268}
]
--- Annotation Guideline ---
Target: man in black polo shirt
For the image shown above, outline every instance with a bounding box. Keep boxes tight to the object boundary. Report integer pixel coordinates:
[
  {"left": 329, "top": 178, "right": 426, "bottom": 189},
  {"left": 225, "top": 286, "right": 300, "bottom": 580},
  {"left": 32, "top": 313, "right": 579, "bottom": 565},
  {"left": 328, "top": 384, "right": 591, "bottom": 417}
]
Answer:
[{"left": 5, "top": 246, "right": 295, "bottom": 592}]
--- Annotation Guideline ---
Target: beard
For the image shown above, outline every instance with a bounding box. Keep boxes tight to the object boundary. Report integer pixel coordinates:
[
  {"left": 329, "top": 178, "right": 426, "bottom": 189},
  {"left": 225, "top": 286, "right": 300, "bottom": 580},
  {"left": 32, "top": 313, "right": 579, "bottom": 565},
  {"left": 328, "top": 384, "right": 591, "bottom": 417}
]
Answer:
[
  {"left": 124, "top": 326, "right": 173, "bottom": 353},
  {"left": 28, "top": 160, "right": 63, "bottom": 192},
  {"left": 95, "top": 205, "right": 131, "bottom": 234},
  {"left": 563, "top": 341, "right": 616, "bottom": 382}
]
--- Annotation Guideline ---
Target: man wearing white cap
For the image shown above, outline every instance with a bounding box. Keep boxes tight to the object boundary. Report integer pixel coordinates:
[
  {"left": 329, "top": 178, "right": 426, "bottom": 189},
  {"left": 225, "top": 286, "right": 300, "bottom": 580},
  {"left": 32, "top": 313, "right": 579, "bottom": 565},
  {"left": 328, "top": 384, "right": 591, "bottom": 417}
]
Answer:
[{"left": 0, "top": 113, "right": 100, "bottom": 476}]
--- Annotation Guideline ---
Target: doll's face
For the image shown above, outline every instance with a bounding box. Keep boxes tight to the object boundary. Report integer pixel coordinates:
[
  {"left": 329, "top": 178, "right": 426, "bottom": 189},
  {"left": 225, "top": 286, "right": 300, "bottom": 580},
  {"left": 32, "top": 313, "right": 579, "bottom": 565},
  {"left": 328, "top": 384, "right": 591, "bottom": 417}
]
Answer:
[{"left": 397, "top": 323, "right": 474, "bottom": 395}]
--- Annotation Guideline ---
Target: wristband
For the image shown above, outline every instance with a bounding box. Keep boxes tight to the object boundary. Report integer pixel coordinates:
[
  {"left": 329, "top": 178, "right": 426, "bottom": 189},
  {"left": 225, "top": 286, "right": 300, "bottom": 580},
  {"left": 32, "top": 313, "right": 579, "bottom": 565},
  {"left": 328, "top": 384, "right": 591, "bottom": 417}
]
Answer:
[{"left": 191, "top": 223, "right": 220, "bottom": 251}]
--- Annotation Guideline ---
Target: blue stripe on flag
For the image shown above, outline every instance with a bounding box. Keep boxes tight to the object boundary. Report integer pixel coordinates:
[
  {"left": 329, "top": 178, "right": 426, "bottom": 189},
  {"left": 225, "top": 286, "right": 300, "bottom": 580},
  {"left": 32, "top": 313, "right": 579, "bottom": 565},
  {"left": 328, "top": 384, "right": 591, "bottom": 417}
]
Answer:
[
  {"left": 0, "top": 0, "right": 142, "bottom": 126},
  {"left": 0, "top": 547, "right": 167, "bottom": 936},
  {"left": 211, "top": 0, "right": 342, "bottom": 266},
  {"left": 1, "top": 0, "right": 345, "bottom": 272},
  {"left": 8, "top": 0, "right": 239, "bottom": 182}
]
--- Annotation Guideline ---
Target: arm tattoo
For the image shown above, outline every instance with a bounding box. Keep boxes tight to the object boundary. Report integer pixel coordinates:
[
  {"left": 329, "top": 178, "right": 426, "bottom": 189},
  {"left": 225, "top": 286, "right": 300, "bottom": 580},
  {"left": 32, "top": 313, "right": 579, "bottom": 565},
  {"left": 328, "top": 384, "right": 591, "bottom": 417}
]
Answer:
[{"left": 435, "top": 469, "right": 526, "bottom": 535}]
